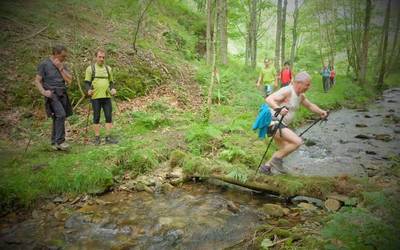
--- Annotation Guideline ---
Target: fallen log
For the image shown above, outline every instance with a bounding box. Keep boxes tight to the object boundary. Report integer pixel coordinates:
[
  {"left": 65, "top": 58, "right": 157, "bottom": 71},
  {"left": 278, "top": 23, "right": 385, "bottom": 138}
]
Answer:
[{"left": 195, "top": 173, "right": 352, "bottom": 200}]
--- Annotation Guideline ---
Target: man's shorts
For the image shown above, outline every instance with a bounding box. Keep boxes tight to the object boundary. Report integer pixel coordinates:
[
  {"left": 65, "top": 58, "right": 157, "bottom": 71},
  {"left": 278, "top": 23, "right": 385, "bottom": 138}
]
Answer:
[{"left": 267, "top": 117, "right": 288, "bottom": 137}]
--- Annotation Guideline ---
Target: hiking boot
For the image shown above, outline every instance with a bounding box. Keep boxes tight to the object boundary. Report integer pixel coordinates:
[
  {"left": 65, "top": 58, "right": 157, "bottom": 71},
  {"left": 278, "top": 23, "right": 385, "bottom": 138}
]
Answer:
[
  {"left": 54, "top": 142, "right": 70, "bottom": 151},
  {"left": 93, "top": 136, "right": 101, "bottom": 145},
  {"left": 269, "top": 157, "right": 288, "bottom": 174},
  {"left": 105, "top": 136, "right": 118, "bottom": 144},
  {"left": 259, "top": 164, "right": 272, "bottom": 175}
]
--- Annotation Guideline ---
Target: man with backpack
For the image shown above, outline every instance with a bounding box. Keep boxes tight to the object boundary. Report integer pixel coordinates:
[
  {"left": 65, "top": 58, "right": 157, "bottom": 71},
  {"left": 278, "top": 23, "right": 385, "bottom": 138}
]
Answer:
[
  {"left": 259, "top": 72, "right": 327, "bottom": 175},
  {"left": 320, "top": 63, "right": 331, "bottom": 93},
  {"left": 279, "top": 61, "right": 293, "bottom": 88},
  {"left": 34, "top": 45, "right": 73, "bottom": 151},
  {"left": 85, "top": 49, "right": 118, "bottom": 145}
]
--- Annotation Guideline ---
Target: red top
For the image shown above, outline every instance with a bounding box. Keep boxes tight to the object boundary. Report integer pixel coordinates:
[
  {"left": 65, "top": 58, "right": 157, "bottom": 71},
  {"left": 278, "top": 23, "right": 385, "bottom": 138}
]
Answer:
[
  {"left": 330, "top": 70, "right": 336, "bottom": 78},
  {"left": 280, "top": 68, "right": 292, "bottom": 85}
]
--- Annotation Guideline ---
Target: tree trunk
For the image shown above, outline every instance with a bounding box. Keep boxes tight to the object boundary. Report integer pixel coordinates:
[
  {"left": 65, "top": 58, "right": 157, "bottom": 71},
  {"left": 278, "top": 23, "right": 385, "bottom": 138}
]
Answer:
[
  {"left": 218, "top": 0, "right": 228, "bottom": 65},
  {"left": 275, "top": 0, "right": 282, "bottom": 71},
  {"left": 377, "top": 0, "right": 392, "bottom": 88},
  {"left": 206, "top": 0, "right": 213, "bottom": 65},
  {"left": 290, "top": 0, "right": 299, "bottom": 66},
  {"left": 250, "top": 0, "right": 258, "bottom": 68},
  {"left": 386, "top": 7, "right": 400, "bottom": 76},
  {"left": 280, "top": 0, "right": 287, "bottom": 67},
  {"left": 359, "top": 0, "right": 372, "bottom": 85},
  {"left": 204, "top": 1, "right": 218, "bottom": 123}
]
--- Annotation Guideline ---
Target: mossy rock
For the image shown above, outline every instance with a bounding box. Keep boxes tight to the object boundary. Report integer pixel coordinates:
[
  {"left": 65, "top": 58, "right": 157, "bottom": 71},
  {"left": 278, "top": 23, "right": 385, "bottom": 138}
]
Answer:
[{"left": 169, "top": 150, "right": 187, "bottom": 168}]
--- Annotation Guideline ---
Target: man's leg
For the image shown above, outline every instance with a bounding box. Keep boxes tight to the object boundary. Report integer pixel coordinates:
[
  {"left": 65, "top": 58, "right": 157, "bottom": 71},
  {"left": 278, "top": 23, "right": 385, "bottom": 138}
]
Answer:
[
  {"left": 50, "top": 97, "right": 67, "bottom": 149},
  {"left": 103, "top": 98, "right": 118, "bottom": 144},
  {"left": 91, "top": 99, "right": 101, "bottom": 145},
  {"left": 266, "top": 128, "right": 302, "bottom": 173}
]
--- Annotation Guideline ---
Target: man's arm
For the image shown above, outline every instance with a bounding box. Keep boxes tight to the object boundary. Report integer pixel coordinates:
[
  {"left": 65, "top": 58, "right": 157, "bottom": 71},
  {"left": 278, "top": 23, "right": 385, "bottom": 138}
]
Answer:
[
  {"left": 302, "top": 96, "right": 327, "bottom": 118},
  {"left": 256, "top": 72, "right": 263, "bottom": 87},
  {"left": 59, "top": 67, "right": 72, "bottom": 85},
  {"left": 34, "top": 75, "right": 52, "bottom": 98}
]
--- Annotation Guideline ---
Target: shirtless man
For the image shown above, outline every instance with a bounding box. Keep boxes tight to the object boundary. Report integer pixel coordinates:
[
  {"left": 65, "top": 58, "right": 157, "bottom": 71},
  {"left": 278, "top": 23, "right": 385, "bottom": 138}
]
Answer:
[{"left": 260, "top": 71, "right": 328, "bottom": 175}]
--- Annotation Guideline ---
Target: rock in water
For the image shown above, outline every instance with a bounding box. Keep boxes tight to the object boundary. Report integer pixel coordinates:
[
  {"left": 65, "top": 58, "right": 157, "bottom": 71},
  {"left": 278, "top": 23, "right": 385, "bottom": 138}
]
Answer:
[
  {"left": 227, "top": 200, "right": 240, "bottom": 213},
  {"left": 355, "top": 123, "right": 368, "bottom": 128},
  {"left": 297, "top": 202, "right": 317, "bottom": 211},
  {"left": 262, "top": 204, "right": 286, "bottom": 217},
  {"left": 304, "top": 139, "right": 317, "bottom": 147},
  {"left": 324, "top": 199, "right": 341, "bottom": 212},
  {"left": 374, "top": 134, "right": 392, "bottom": 142},
  {"left": 355, "top": 134, "right": 371, "bottom": 140}
]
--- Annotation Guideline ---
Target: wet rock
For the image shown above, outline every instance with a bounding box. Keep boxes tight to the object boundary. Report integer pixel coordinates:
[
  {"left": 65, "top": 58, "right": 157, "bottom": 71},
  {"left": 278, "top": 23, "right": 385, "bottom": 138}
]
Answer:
[
  {"left": 161, "top": 182, "right": 175, "bottom": 193},
  {"left": 31, "top": 210, "right": 40, "bottom": 219},
  {"left": 324, "top": 199, "right": 341, "bottom": 212},
  {"left": 227, "top": 200, "right": 240, "bottom": 213},
  {"left": 393, "top": 128, "right": 400, "bottom": 134},
  {"left": 355, "top": 134, "right": 372, "bottom": 140},
  {"left": 304, "top": 139, "right": 317, "bottom": 147},
  {"left": 339, "top": 139, "right": 349, "bottom": 144},
  {"left": 297, "top": 202, "right": 317, "bottom": 211},
  {"left": 364, "top": 115, "right": 372, "bottom": 118},
  {"left": 77, "top": 204, "right": 97, "bottom": 214},
  {"left": 374, "top": 134, "right": 392, "bottom": 142},
  {"left": 387, "top": 100, "right": 397, "bottom": 103},
  {"left": 136, "top": 176, "right": 156, "bottom": 186},
  {"left": 366, "top": 150, "right": 377, "bottom": 155},
  {"left": 261, "top": 204, "right": 286, "bottom": 218},
  {"left": 326, "top": 193, "right": 349, "bottom": 203},
  {"left": 355, "top": 123, "right": 368, "bottom": 128},
  {"left": 158, "top": 217, "right": 185, "bottom": 229},
  {"left": 166, "top": 229, "right": 184, "bottom": 241},
  {"left": 291, "top": 196, "right": 324, "bottom": 208},
  {"left": 65, "top": 214, "right": 86, "bottom": 229},
  {"left": 388, "top": 109, "right": 395, "bottom": 113},
  {"left": 53, "top": 197, "right": 64, "bottom": 203}
]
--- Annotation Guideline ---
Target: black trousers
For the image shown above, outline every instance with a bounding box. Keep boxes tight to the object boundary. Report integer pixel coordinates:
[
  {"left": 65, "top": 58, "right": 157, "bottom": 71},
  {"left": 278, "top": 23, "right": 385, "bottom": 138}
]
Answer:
[
  {"left": 91, "top": 98, "right": 112, "bottom": 124},
  {"left": 49, "top": 94, "right": 68, "bottom": 144}
]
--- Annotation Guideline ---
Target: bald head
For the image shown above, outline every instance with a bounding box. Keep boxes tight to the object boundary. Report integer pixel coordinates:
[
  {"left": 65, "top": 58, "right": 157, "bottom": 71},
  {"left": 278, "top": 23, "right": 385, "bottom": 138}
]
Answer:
[
  {"left": 293, "top": 71, "right": 312, "bottom": 94},
  {"left": 294, "top": 71, "right": 311, "bottom": 83}
]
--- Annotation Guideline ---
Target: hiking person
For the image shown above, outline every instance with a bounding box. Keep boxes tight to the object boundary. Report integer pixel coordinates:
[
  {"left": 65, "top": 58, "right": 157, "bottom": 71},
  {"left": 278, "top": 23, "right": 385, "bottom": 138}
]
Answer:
[
  {"left": 329, "top": 65, "right": 336, "bottom": 88},
  {"left": 279, "top": 61, "right": 293, "bottom": 88},
  {"left": 256, "top": 58, "right": 278, "bottom": 96},
  {"left": 84, "top": 49, "right": 118, "bottom": 145},
  {"left": 320, "top": 63, "right": 331, "bottom": 93},
  {"left": 34, "top": 45, "right": 73, "bottom": 151},
  {"left": 259, "top": 71, "right": 328, "bottom": 175}
]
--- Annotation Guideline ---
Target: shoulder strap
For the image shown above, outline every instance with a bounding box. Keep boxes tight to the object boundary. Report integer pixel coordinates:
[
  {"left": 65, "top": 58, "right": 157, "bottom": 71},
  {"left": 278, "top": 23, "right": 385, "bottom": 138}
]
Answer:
[
  {"left": 91, "top": 64, "right": 95, "bottom": 82},
  {"left": 104, "top": 65, "right": 111, "bottom": 82}
]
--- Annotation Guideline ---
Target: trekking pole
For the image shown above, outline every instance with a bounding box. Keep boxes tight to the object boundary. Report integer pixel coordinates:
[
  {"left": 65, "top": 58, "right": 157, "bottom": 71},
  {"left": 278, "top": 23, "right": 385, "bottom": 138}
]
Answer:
[
  {"left": 298, "top": 111, "right": 329, "bottom": 137},
  {"left": 83, "top": 98, "right": 91, "bottom": 144},
  {"left": 255, "top": 107, "right": 287, "bottom": 175}
]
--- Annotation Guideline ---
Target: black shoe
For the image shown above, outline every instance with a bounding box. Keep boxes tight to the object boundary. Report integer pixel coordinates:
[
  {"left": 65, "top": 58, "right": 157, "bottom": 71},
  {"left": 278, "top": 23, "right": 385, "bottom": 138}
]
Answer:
[
  {"left": 94, "top": 136, "right": 101, "bottom": 145},
  {"left": 105, "top": 136, "right": 118, "bottom": 144}
]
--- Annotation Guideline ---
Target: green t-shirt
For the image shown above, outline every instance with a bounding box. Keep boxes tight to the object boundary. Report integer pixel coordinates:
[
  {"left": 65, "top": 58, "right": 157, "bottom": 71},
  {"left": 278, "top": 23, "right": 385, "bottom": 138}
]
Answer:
[
  {"left": 85, "top": 64, "right": 114, "bottom": 99},
  {"left": 261, "top": 66, "right": 276, "bottom": 85}
]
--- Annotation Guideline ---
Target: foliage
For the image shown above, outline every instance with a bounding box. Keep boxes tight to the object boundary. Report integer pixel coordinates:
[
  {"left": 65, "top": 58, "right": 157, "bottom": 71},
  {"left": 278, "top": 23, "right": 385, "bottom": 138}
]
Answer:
[{"left": 322, "top": 207, "right": 400, "bottom": 250}]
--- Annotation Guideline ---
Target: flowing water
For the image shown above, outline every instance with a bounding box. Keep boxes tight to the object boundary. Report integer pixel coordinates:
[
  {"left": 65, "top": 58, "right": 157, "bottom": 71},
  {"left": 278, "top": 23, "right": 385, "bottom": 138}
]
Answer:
[
  {"left": 286, "top": 88, "right": 400, "bottom": 177},
  {"left": 0, "top": 183, "right": 276, "bottom": 250}
]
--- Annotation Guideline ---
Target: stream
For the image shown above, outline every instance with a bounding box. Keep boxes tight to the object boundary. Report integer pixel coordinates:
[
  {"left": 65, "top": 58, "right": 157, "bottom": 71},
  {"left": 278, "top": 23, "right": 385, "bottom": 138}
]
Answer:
[
  {"left": 0, "top": 183, "right": 276, "bottom": 250},
  {"left": 286, "top": 88, "right": 400, "bottom": 177}
]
